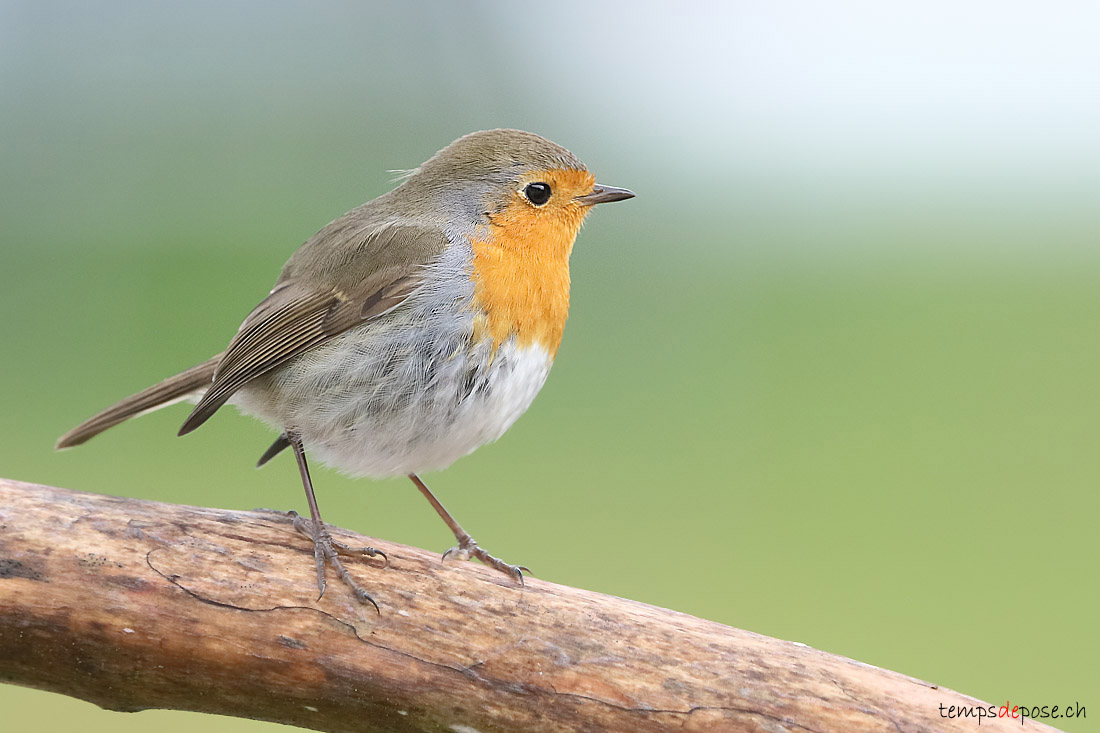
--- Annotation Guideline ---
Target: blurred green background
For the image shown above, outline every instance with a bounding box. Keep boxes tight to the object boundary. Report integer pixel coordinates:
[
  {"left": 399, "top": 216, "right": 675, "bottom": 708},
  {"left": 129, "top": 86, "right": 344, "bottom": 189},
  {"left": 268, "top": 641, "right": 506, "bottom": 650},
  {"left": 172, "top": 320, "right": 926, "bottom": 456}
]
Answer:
[{"left": 2, "top": 2, "right": 1097, "bottom": 731}]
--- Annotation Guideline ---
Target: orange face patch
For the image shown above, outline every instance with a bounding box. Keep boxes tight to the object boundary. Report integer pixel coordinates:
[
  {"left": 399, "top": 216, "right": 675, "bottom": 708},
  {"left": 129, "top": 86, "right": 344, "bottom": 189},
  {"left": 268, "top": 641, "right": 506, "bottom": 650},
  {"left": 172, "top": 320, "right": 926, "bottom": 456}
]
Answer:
[{"left": 469, "top": 168, "right": 597, "bottom": 356}]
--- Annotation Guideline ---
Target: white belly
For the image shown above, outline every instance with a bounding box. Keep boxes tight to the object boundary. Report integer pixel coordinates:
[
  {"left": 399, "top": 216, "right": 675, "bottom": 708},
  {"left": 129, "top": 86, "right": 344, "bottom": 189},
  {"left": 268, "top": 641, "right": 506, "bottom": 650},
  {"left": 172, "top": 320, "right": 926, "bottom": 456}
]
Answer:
[{"left": 234, "top": 308, "right": 553, "bottom": 478}]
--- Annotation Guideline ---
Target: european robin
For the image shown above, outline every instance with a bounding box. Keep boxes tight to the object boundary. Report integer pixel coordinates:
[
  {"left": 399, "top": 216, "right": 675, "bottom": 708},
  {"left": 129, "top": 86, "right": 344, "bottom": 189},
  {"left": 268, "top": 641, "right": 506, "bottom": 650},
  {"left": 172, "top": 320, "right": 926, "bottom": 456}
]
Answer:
[{"left": 57, "top": 129, "right": 635, "bottom": 608}]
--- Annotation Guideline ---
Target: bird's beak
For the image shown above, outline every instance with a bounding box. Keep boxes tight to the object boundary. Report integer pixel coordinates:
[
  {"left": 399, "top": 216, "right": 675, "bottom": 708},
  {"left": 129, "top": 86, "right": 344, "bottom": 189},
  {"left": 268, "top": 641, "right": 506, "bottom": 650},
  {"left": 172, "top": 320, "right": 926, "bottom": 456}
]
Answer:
[{"left": 576, "top": 184, "right": 636, "bottom": 206}]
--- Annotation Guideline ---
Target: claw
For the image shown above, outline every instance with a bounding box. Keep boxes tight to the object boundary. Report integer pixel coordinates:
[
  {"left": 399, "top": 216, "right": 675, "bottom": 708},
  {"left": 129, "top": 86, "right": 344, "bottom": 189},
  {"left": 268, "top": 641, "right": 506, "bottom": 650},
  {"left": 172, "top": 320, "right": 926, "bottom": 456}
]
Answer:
[
  {"left": 287, "top": 510, "right": 385, "bottom": 608},
  {"left": 331, "top": 539, "right": 389, "bottom": 568},
  {"left": 442, "top": 536, "right": 529, "bottom": 585},
  {"left": 368, "top": 548, "right": 390, "bottom": 569},
  {"left": 354, "top": 588, "right": 381, "bottom": 615},
  {"left": 441, "top": 545, "right": 465, "bottom": 562}
]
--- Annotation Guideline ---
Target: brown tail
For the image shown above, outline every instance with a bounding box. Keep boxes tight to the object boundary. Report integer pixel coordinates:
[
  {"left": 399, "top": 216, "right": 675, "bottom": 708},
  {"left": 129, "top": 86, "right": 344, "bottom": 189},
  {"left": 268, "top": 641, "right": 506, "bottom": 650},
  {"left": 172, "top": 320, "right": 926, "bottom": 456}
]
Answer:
[{"left": 56, "top": 355, "right": 222, "bottom": 449}]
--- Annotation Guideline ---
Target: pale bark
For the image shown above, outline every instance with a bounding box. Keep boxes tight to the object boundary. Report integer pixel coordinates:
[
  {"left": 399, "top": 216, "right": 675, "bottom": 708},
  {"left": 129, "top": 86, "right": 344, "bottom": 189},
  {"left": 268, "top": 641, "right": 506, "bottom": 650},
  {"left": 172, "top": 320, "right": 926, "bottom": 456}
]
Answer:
[{"left": 0, "top": 478, "right": 1062, "bottom": 732}]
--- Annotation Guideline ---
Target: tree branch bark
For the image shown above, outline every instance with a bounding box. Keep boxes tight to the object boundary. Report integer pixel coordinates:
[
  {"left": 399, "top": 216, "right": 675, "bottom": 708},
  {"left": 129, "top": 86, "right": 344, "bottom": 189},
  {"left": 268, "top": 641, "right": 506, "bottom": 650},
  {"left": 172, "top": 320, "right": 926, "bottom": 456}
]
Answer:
[{"left": 0, "top": 478, "right": 1061, "bottom": 732}]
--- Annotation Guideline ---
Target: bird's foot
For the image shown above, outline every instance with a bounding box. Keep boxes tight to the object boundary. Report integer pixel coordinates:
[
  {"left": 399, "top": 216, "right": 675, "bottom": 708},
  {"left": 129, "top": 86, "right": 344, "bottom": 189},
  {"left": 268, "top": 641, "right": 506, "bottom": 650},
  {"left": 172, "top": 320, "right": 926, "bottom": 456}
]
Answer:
[
  {"left": 443, "top": 536, "right": 529, "bottom": 585},
  {"left": 288, "top": 510, "right": 387, "bottom": 612}
]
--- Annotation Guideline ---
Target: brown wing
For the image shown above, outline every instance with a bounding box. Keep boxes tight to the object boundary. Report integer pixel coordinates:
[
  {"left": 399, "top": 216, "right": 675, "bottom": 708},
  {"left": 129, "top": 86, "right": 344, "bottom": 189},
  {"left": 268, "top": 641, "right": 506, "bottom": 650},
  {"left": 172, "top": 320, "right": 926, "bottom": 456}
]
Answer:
[{"left": 178, "top": 272, "right": 420, "bottom": 435}]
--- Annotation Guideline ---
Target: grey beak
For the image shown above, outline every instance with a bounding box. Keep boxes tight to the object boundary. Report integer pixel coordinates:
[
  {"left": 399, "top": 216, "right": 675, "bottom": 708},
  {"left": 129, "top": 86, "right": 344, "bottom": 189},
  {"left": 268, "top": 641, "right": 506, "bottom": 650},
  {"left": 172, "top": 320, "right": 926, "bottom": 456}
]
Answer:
[{"left": 576, "top": 184, "right": 636, "bottom": 205}]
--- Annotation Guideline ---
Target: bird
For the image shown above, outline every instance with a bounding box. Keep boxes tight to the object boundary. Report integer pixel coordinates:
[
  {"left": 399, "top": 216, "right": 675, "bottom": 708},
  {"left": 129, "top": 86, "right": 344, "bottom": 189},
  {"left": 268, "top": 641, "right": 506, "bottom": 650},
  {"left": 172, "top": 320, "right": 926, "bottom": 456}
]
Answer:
[{"left": 57, "top": 128, "right": 635, "bottom": 609}]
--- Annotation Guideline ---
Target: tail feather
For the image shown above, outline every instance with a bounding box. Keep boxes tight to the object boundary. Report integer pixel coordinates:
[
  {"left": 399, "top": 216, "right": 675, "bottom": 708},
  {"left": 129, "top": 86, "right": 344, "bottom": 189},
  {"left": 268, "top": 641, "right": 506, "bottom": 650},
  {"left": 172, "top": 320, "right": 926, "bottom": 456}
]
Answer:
[
  {"left": 256, "top": 433, "right": 290, "bottom": 467},
  {"left": 56, "top": 355, "right": 221, "bottom": 449}
]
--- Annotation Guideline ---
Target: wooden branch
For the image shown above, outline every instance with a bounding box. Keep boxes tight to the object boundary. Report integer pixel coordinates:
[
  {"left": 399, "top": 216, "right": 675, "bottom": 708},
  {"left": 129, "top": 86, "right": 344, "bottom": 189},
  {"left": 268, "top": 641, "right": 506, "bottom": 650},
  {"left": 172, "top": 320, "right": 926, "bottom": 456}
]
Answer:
[{"left": 0, "top": 478, "right": 1061, "bottom": 733}]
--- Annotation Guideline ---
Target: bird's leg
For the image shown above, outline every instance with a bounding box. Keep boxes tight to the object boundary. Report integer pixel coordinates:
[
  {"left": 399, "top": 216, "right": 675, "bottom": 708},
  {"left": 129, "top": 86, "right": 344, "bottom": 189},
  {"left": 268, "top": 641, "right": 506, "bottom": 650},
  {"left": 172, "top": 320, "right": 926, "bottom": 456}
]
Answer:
[
  {"left": 408, "top": 473, "right": 529, "bottom": 584},
  {"left": 286, "top": 430, "right": 384, "bottom": 611}
]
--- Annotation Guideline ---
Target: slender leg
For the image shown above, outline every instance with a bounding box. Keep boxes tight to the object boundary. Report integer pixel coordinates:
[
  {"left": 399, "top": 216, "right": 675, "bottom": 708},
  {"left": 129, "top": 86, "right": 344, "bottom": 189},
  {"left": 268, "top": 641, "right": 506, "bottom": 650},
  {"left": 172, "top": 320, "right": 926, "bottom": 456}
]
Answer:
[
  {"left": 286, "top": 430, "right": 385, "bottom": 610},
  {"left": 408, "top": 473, "right": 529, "bottom": 584}
]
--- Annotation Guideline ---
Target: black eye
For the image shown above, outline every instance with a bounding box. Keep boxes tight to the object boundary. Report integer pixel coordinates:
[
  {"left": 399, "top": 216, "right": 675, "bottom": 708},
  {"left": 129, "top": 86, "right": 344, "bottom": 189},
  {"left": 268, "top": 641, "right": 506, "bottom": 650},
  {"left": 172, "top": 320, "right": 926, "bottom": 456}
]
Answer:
[{"left": 524, "top": 182, "right": 552, "bottom": 206}]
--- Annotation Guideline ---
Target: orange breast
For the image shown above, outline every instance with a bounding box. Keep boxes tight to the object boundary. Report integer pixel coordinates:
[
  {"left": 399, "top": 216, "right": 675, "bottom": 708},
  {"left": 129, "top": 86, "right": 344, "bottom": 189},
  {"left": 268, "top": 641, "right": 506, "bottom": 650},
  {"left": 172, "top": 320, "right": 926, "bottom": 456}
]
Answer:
[{"left": 469, "top": 168, "right": 595, "bottom": 357}]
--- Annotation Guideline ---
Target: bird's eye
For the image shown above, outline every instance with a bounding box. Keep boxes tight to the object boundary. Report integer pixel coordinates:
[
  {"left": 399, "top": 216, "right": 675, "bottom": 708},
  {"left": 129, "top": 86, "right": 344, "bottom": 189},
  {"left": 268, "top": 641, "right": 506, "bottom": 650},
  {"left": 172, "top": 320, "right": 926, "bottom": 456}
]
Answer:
[{"left": 523, "top": 182, "right": 552, "bottom": 206}]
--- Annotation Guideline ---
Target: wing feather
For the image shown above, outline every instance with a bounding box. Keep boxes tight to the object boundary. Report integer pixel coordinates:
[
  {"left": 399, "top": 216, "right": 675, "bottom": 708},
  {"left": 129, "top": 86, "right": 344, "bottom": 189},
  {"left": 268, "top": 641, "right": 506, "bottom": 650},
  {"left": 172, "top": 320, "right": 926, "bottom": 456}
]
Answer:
[{"left": 177, "top": 222, "right": 447, "bottom": 436}]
